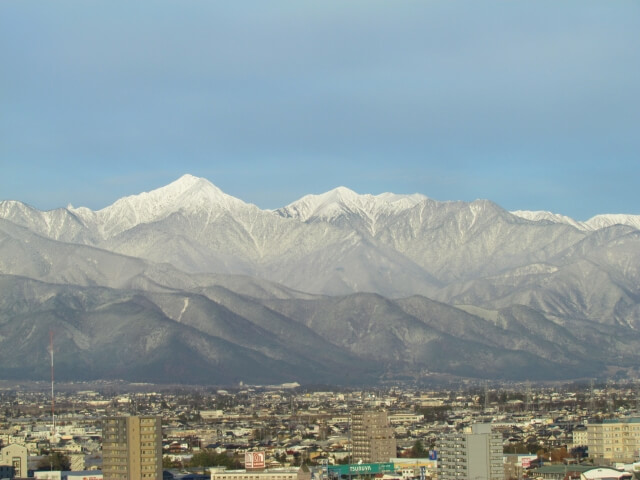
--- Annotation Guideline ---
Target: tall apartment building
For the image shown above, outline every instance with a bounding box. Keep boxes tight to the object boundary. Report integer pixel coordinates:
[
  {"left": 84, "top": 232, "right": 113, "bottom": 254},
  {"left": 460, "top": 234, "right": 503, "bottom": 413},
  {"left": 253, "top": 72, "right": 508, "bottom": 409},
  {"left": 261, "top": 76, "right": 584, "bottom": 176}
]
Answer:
[
  {"left": 351, "top": 409, "right": 396, "bottom": 463},
  {"left": 102, "top": 415, "right": 162, "bottom": 480},
  {"left": 438, "top": 424, "right": 502, "bottom": 480},
  {"left": 572, "top": 426, "right": 588, "bottom": 448},
  {"left": 587, "top": 418, "right": 640, "bottom": 463}
]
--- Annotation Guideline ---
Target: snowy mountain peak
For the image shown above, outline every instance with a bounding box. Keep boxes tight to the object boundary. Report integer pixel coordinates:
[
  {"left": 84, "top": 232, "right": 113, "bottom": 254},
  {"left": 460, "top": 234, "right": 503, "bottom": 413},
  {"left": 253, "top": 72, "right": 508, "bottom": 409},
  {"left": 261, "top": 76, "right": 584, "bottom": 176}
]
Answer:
[
  {"left": 143, "top": 173, "right": 228, "bottom": 205},
  {"left": 68, "top": 174, "right": 251, "bottom": 238},
  {"left": 327, "top": 185, "right": 359, "bottom": 197},
  {"left": 119, "top": 174, "right": 247, "bottom": 212},
  {"left": 276, "top": 186, "right": 427, "bottom": 222}
]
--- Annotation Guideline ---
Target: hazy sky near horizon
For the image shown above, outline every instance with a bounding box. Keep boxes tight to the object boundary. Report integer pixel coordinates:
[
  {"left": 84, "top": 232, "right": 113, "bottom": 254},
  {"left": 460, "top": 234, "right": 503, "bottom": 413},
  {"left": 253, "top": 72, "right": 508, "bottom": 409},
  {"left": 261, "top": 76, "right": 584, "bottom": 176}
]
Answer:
[{"left": 2, "top": 2, "right": 639, "bottom": 220}]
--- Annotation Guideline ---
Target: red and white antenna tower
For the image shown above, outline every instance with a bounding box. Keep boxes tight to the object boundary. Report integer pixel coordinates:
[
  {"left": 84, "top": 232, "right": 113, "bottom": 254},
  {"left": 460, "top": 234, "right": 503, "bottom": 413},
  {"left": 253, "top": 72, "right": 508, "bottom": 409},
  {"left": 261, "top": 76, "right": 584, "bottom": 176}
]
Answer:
[{"left": 49, "top": 331, "right": 55, "bottom": 437}]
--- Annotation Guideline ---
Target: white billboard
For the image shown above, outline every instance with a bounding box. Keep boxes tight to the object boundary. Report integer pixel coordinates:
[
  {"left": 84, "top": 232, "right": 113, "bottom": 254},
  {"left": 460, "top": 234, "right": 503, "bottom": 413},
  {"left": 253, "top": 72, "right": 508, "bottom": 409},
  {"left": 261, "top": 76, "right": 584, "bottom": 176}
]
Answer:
[
  {"left": 66, "top": 474, "right": 104, "bottom": 480},
  {"left": 34, "top": 472, "right": 62, "bottom": 480}
]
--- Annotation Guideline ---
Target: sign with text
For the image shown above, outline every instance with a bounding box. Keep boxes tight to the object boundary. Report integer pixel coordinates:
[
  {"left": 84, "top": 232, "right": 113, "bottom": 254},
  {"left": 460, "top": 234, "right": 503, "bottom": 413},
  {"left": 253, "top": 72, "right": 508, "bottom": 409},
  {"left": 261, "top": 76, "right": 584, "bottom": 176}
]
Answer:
[
  {"left": 245, "top": 451, "right": 266, "bottom": 470},
  {"left": 521, "top": 455, "right": 536, "bottom": 468},
  {"left": 328, "top": 462, "right": 395, "bottom": 476}
]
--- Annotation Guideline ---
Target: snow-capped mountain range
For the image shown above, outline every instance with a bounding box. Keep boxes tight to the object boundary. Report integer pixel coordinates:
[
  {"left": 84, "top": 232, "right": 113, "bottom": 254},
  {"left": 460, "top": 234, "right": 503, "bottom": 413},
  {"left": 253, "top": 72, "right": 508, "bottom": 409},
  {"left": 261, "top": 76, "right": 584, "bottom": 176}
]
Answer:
[
  {"left": 1, "top": 174, "right": 639, "bottom": 384},
  {"left": 3, "top": 173, "right": 639, "bottom": 241},
  {"left": 511, "top": 209, "right": 640, "bottom": 231}
]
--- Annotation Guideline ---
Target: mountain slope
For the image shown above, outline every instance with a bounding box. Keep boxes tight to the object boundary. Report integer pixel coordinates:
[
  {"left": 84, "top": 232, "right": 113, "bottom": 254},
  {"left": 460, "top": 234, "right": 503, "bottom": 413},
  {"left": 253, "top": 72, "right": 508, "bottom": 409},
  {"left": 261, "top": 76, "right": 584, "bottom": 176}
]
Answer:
[
  {"left": 1, "top": 174, "right": 639, "bottom": 383},
  {"left": 2, "top": 174, "right": 637, "bottom": 298},
  {"left": 0, "top": 274, "right": 621, "bottom": 383}
]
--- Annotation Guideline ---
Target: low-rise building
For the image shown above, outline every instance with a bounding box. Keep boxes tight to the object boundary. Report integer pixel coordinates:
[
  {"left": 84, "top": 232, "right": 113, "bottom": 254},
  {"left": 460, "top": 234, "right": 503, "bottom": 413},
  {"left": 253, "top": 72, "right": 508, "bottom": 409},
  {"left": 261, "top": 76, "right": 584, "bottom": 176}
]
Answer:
[
  {"left": 0, "top": 444, "right": 28, "bottom": 478},
  {"left": 210, "top": 467, "right": 310, "bottom": 480}
]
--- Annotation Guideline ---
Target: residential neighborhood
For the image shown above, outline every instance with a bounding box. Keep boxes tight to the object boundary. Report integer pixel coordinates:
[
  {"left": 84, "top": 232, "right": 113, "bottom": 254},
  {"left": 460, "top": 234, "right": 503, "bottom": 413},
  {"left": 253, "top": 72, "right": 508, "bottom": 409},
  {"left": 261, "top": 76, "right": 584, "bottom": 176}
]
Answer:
[{"left": 2, "top": 381, "right": 640, "bottom": 479}]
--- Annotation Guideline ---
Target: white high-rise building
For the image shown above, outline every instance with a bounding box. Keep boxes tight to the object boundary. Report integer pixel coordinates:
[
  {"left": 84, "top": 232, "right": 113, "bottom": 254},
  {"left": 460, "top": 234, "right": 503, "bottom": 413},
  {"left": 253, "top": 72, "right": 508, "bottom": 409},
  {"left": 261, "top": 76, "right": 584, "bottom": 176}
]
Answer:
[{"left": 438, "top": 424, "right": 502, "bottom": 480}]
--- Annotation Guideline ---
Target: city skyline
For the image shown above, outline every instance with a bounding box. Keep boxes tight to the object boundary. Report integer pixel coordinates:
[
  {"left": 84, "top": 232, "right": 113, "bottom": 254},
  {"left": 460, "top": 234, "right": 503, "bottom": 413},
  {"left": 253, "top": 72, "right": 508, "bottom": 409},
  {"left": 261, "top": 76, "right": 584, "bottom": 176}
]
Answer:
[{"left": 2, "top": 2, "right": 639, "bottom": 220}]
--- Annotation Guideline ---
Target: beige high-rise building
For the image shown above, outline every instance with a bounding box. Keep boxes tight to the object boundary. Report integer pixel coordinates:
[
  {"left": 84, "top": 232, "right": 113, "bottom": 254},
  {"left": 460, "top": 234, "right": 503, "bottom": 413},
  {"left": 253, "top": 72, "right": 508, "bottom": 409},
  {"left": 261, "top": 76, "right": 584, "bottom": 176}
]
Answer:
[
  {"left": 102, "top": 415, "right": 162, "bottom": 480},
  {"left": 351, "top": 409, "right": 396, "bottom": 463},
  {"left": 587, "top": 418, "right": 640, "bottom": 463}
]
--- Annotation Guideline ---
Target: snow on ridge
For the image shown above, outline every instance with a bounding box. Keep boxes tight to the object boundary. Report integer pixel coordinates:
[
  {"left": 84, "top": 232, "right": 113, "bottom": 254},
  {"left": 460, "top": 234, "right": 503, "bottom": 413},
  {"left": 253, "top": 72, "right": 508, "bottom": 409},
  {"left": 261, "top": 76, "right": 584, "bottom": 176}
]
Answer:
[
  {"left": 0, "top": 200, "right": 46, "bottom": 230},
  {"left": 585, "top": 214, "right": 640, "bottom": 231},
  {"left": 5, "top": 174, "right": 638, "bottom": 240},
  {"left": 0, "top": 199, "right": 34, "bottom": 216},
  {"left": 510, "top": 210, "right": 587, "bottom": 230},
  {"left": 277, "top": 186, "right": 428, "bottom": 222},
  {"left": 511, "top": 210, "right": 640, "bottom": 231}
]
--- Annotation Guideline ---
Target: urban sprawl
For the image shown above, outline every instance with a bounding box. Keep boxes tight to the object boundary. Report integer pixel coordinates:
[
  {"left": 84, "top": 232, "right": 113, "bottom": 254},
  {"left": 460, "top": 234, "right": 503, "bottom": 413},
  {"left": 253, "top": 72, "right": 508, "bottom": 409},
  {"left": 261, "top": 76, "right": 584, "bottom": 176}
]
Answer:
[{"left": 1, "top": 382, "right": 640, "bottom": 480}]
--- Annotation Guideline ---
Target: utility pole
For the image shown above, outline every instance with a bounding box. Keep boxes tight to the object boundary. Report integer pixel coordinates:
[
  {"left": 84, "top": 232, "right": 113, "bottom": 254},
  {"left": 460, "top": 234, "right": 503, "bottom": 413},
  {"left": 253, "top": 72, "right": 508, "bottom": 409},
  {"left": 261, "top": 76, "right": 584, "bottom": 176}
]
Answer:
[
  {"left": 484, "top": 383, "right": 489, "bottom": 413},
  {"left": 49, "top": 331, "right": 55, "bottom": 438}
]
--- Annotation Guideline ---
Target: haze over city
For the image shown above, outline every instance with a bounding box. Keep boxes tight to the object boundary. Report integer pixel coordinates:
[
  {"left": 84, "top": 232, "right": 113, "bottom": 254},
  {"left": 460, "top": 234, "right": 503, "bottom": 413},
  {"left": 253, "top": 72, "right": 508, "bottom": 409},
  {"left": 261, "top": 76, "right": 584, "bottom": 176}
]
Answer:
[{"left": 2, "top": 2, "right": 640, "bottom": 220}]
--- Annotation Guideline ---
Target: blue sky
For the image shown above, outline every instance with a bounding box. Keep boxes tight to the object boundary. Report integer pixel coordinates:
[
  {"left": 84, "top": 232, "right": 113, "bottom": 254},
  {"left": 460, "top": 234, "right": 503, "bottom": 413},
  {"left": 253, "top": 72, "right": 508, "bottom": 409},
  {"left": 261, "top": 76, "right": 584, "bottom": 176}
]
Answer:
[{"left": 1, "top": 2, "right": 639, "bottom": 220}]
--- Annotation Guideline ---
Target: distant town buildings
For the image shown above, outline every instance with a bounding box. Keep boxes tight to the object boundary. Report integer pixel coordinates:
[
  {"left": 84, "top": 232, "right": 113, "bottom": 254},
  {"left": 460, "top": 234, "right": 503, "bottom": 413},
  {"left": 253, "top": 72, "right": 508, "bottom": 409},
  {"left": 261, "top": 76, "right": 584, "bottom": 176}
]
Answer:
[
  {"left": 102, "top": 415, "right": 162, "bottom": 480},
  {"left": 6, "top": 382, "right": 640, "bottom": 480},
  {"left": 350, "top": 409, "right": 396, "bottom": 464}
]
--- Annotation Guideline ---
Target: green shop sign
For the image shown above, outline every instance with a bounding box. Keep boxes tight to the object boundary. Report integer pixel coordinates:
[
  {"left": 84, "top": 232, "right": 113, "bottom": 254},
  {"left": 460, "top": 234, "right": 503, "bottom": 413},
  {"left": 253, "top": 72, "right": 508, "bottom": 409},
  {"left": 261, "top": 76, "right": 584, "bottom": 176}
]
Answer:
[{"left": 327, "top": 463, "right": 395, "bottom": 476}]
